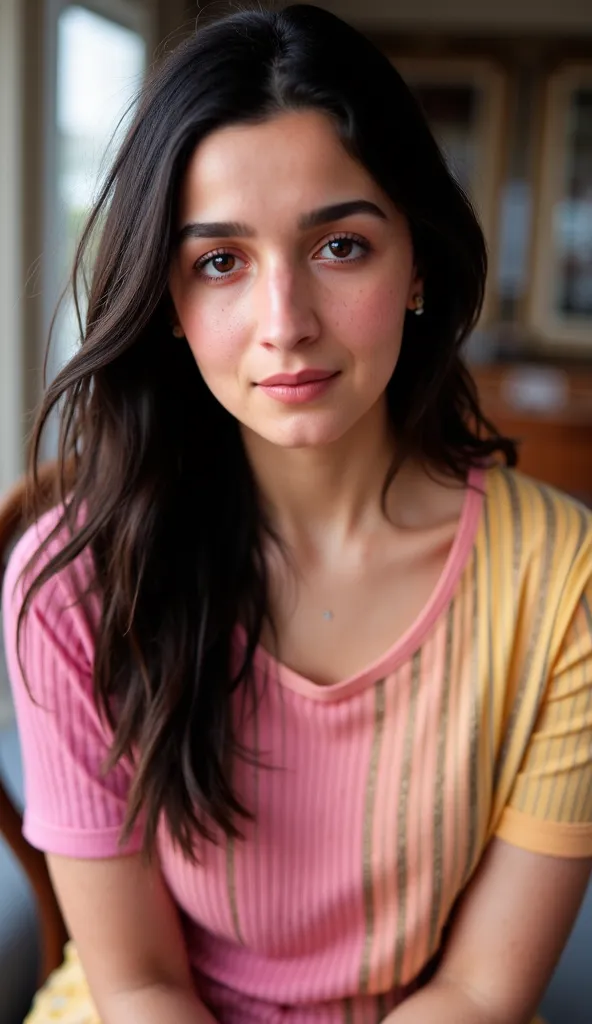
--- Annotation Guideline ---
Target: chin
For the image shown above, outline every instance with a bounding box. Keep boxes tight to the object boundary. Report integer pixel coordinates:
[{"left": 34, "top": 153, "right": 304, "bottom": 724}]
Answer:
[{"left": 264, "top": 418, "right": 350, "bottom": 450}]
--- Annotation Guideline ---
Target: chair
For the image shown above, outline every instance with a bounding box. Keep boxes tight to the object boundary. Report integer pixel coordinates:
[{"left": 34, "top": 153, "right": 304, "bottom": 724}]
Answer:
[
  {"left": 0, "top": 464, "right": 69, "bottom": 988},
  {"left": 0, "top": 464, "right": 549, "bottom": 1024},
  {"left": 0, "top": 464, "right": 90, "bottom": 1022}
]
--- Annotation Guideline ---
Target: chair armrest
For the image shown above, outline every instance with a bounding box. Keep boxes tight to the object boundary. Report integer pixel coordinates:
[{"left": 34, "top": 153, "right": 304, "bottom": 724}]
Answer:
[{"left": 0, "top": 776, "right": 68, "bottom": 983}]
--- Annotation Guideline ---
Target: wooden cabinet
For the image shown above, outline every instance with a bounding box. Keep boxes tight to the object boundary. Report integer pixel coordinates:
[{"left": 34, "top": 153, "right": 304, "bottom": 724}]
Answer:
[{"left": 472, "top": 364, "right": 592, "bottom": 502}]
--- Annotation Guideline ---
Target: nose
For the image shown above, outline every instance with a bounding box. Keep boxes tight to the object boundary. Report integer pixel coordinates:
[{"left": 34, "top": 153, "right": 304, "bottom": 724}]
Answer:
[{"left": 254, "top": 259, "right": 320, "bottom": 352}]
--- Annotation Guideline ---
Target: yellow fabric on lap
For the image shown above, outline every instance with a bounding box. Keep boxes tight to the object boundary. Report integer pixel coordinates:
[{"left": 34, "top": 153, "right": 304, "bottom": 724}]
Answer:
[
  {"left": 25, "top": 943, "right": 100, "bottom": 1024},
  {"left": 23, "top": 944, "right": 548, "bottom": 1024}
]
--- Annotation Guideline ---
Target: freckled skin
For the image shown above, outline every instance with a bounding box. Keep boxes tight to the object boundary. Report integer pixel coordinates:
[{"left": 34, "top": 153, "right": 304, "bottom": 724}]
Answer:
[{"left": 169, "top": 109, "right": 422, "bottom": 450}]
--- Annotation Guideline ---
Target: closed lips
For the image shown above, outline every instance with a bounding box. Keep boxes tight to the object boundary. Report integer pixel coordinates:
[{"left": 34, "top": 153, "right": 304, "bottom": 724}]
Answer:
[{"left": 258, "top": 370, "right": 338, "bottom": 386}]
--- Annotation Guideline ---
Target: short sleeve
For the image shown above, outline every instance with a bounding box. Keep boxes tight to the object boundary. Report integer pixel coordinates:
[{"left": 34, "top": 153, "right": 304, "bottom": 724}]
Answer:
[
  {"left": 495, "top": 580, "right": 592, "bottom": 858},
  {"left": 2, "top": 514, "right": 142, "bottom": 859}
]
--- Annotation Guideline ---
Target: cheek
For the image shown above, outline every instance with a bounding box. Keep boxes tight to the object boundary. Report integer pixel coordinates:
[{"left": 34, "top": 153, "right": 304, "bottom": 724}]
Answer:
[
  {"left": 330, "top": 279, "right": 407, "bottom": 356},
  {"left": 183, "top": 302, "right": 247, "bottom": 380}
]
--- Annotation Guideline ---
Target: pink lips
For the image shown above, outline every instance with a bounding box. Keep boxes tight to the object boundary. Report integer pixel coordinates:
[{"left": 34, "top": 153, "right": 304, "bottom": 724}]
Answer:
[
  {"left": 258, "top": 369, "right": 337, "bottom": 387},
  {"left": 257, "top": 368, "right": 339, "bottom": 405}
]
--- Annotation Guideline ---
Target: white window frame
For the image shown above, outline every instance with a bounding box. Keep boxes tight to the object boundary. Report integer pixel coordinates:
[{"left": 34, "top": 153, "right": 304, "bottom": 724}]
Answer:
[
  {"left": 41, "top": 0, "right": 155, "bottom": 446},
  {"left": 0, "top": 0, "right": 25, "bottom": 493}
]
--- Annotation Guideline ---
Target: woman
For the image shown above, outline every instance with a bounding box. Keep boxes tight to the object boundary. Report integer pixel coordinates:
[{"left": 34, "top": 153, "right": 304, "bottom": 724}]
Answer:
[{"left": 3, "top": 6, "right": 591, "bottom": 1024}]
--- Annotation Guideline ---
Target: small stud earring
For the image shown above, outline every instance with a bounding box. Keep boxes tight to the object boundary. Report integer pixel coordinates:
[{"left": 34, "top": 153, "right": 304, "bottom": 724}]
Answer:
[
  {"left": 413, "top": 294, "right": 424, "bottom": 316},
  {"left": 171, "top": 324, "right": 184, "bottom": 338}
]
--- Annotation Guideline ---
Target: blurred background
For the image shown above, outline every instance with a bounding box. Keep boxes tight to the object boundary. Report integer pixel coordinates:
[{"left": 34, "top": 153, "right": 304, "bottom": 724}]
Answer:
[{"left": 0, "top": 1, "right": 591, "bottom": 1022}]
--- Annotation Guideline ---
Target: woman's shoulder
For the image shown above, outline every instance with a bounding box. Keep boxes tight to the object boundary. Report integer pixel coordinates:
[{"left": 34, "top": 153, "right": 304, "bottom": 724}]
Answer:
[
  {"left": 484, "top": 461, "right": 591, "bottom": 513},
  {"left": 5, "top": 499, "right": 93, "bottom": 588},
  {"left": 483, "top": 464, "right": 592, "bottom": 549},
  {"left": 481, "top": 463, "right": 592, "bottom": 613},
  {"left": 3, "top": 502, "right": 98, "bottom": 663}
]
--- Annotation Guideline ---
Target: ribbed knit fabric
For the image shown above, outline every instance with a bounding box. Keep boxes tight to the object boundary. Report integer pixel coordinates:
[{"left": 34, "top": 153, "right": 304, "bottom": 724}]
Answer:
[{"left": 3, "top": 466, "right": 592, "bottom": 1024}]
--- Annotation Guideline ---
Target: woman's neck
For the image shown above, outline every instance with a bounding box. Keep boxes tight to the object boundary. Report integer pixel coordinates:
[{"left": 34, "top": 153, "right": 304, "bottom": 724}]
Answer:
[{"left": 241, "top": 401, "right": 403, "bottom": 556}]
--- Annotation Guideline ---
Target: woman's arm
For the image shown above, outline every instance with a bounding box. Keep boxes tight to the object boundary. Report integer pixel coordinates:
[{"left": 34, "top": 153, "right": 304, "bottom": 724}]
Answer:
[
  {"left": 387, "top": 838, "right": 592, "bottom": 1024},
  {"left": 48, "top": 851, "right": 217, "bottom": 1024}
]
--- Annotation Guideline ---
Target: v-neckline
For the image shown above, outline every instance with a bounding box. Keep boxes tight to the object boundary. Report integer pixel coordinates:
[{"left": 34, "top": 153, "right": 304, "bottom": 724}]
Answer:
[{"left": 233, "top": 466, "right": 486, "bottom": 702}]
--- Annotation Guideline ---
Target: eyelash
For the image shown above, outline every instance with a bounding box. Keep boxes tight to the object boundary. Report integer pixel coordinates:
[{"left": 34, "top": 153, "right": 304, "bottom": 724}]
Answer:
[
  {"left": 193, "top": 247, "right": 233, "bottom": 274},
  {"left": 192, "top": 232, "right": 372, "bottom": 280},
  {"left": 315, "top": 232, "right": 371, "bottom": 262}
]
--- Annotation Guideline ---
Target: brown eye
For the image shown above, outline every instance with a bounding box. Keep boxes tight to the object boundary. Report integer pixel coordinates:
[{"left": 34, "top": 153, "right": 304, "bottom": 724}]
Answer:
[
  {"left": 211, "top": 254, "right": 236, "bottom": 273},
  {"left": 315, "top": 235, "right": 369, "bottom": 263},
  {"left": 195, "top": 250, "right": 247, "bottom": 280},
  {"left": 328, "top": 238, "right": 355, "bottom": 258}
]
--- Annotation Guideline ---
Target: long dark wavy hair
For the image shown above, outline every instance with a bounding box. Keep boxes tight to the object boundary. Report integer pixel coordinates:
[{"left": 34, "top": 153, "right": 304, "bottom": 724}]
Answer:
[{"left": 18, "top": 4, "right": 517, "bottom": 859}]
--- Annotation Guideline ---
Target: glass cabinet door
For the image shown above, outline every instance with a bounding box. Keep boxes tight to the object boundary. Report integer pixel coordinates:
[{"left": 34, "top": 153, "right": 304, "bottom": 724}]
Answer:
[{"left": 529, "top": 64, "right": 592, "bottom": 349}]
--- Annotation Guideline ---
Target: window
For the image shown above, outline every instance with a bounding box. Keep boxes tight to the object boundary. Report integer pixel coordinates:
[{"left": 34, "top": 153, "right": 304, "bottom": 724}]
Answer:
[{"left": 47, "top": 1, "right": 149, "bottom": 381}]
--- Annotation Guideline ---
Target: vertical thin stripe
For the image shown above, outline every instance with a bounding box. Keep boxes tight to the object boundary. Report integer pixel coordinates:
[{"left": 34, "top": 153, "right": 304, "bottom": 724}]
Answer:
[
  {"left": 375, "top": 668, "right": 408, "bottom": 994},
  {"left": 501, "top": 468, "right": 523, "bottom": 598},
  {"left": 276, "top": 678, "right": 289, "bottom": 950},
  {"left": 540, "top": 615, "right": 582, "bottom": 820},
  {"left": 226, "top": 834, "right": 245, "bottom": 945},
  {"left": 581, "top": 778, "right": 592, "bottom": 820},
  {"left": 251, "top": 681, "right": 263, "bottom": 946},
  {"left": 449, "top": 568, "right": 470, "bottom": 901},
  {"left": 393, "top": 652, "right": 421, "bottom": 987},
  {"left": 462, "top": 552, "right": 481, "bottom": 883},
  {"left": 494, "top": 486, "right": 557, "bottom": 788},
  {"left": 325, "top": 697, "right": 362, "bottom": 994},
  {"left": 358, "top": 679, "right": 386, "bottom": 992},
  {"left": 343, "top": 997, "right": 354, "bottom": 1024},
  {"left": 428, "top": 603, "right": 455, "bottom": 951},
  {"left": 305, "top": 699, "right": 333, "bottom": 992},
  {"left": 225, "top": 728, "right": 246, "bottom": 947},
  {"left": 566, "top": 624, "right": 592, "bottom": 822},
  {"left": 483, "top": 487, "right": 496, "bottom": 779}
]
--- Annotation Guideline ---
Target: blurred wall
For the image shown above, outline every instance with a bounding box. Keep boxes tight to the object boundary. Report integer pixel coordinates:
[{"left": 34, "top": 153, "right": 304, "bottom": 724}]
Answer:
[{"left": 319, "top": 0, "right": 592, "bottom": 32}]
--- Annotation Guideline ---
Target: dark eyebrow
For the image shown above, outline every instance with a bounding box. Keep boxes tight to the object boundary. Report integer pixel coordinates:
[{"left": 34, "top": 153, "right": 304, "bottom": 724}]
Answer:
[
  {"left": 298, "top": 199, "right": 387, "bottom": 230},
  {"left": 177, "top": 220, "right": 255, "bottom": 244},
  {"left": 177, "top": 199, "right": 387, "bottom": 245}
]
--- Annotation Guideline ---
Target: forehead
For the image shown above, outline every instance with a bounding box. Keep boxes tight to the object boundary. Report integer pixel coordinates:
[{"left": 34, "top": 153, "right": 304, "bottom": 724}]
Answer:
[{"left": 177, "top": 109, "right": 383, "bottom": 223}]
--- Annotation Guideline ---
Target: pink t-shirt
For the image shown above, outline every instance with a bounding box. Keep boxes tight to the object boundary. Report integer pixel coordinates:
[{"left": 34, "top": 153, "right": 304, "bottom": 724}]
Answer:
[{"left": 4, "top": 466, "right": 592, "bottom": 1024}]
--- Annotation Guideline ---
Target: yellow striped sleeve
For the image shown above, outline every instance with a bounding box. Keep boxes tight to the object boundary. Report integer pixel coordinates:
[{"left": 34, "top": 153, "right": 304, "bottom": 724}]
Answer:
[{"left": 496, "top": 580, "right": 592, "bottom": 857}]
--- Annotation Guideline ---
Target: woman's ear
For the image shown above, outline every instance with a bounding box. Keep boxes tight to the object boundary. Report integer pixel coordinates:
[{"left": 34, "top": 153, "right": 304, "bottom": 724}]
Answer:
[
  {"left": 166, "top": 292, "right": 185, "bottom": 338},
  {"left": 406, "top": 266, "right": 424, "bottom": 311},
  {"left": 406, "top": 273, "right": 424, "bottom": 314}
]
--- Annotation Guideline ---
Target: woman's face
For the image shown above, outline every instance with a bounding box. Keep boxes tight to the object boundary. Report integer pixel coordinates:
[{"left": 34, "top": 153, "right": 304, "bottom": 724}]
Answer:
[{"left": 169, "top": 109, "right": 422, "bottom": 449}]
